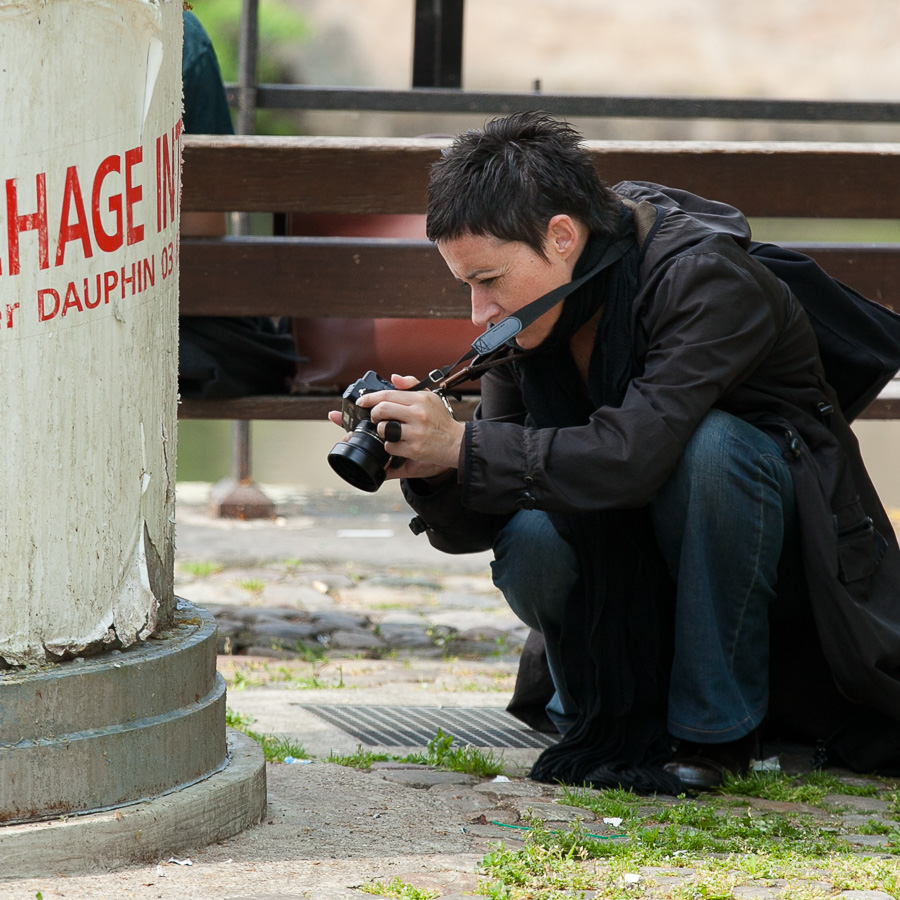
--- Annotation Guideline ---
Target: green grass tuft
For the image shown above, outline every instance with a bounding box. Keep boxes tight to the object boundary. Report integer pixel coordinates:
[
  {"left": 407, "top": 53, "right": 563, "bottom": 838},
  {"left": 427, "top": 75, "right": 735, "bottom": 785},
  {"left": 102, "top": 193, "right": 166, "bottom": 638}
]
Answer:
[
  {"left": 225, "top": 707, "right": 307, "bottom": 762},
  {"left": 327, "top": 745, "right": 392, "bottom": 769},
  {"left": 358, "top": 876, "right": 438, "bottom": 899},
  {"left": 178, "top": 560, "right": 224, "bottom": 577},
  {"left": 404, "top": 728, "right": 505, "bottom": 777}
]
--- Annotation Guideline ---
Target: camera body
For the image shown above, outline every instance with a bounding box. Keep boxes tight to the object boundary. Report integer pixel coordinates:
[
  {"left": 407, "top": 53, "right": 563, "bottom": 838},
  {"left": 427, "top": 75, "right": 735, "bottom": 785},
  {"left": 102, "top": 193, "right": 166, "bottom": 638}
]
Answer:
[
  {"left": 328, "top": 370, "right": 396, "bottom": 492},
  {"left": 339, "top": 370, "right": 393, "bottom": 432}
]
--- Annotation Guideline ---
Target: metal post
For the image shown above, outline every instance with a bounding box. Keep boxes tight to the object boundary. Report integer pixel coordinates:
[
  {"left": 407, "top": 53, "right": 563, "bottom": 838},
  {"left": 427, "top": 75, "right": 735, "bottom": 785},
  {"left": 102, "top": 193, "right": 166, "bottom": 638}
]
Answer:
[
  {"left": 235, "top": 0, "right": 259, "bottom": 137},
  {"left": 208, "top": 0, "right": 274, "bottom": 519},
  {"left": 412, "top": 0, "right": 464, "bottom": 88}
]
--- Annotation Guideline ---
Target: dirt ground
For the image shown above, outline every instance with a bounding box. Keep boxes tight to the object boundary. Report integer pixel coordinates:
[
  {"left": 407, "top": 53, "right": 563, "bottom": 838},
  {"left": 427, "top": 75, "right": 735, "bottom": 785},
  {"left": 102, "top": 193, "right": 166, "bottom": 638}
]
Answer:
[
  {"left": 0, "top": 765, "right": 463, "bottom": 898},
  {"left": 0, "top": 761, "right": 535, "bottom": 899}
]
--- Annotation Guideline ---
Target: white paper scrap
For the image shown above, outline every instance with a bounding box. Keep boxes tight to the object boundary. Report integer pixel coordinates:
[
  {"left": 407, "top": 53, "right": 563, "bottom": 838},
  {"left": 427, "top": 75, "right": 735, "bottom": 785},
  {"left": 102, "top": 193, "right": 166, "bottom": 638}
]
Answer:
[{"left": 751, "top": 755, "right": 781, "bottom": 772}]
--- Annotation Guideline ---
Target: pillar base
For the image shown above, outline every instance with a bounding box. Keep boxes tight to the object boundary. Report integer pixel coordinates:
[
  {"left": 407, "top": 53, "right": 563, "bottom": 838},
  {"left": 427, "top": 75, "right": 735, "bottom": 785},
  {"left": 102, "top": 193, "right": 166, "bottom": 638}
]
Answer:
[
  {"left": 0, "top": 729, "right": 265, "bottom": 878},
  {"left": 1, "top": 601, "right": 228, "bottom": 822}
]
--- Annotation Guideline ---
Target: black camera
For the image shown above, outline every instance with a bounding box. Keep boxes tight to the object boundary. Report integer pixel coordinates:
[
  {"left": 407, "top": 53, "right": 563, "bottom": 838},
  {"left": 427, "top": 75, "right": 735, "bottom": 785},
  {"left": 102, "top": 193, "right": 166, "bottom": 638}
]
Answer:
[{"left": 327, "top": 370, "right": 397, "bottom": 492}]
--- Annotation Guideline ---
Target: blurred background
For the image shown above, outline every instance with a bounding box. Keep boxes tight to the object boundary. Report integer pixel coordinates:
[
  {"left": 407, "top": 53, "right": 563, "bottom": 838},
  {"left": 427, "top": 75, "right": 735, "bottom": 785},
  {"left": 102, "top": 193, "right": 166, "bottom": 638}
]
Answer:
[{"left": 179, "top": 0, "right": 900, "bottom": 507}]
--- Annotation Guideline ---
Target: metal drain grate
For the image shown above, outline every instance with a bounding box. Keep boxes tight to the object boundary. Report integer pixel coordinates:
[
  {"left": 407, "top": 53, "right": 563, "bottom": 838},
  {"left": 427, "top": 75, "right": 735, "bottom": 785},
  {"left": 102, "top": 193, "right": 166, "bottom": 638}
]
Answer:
[{"left": 295, "top": 705, "right": 557, "bottom": 750}]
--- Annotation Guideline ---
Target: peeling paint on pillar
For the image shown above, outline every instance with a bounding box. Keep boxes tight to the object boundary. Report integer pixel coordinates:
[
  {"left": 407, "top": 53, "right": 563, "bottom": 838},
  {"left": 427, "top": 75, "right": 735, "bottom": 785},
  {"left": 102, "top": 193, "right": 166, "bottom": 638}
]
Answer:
[{"left": 0, "top": 0, "right": 182, "bottom": 664}]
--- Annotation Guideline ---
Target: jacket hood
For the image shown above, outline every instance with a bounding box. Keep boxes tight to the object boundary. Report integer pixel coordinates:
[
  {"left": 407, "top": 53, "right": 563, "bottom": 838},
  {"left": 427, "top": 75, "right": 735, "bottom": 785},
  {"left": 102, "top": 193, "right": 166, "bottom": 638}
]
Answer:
[{"left": 614, "top": 181, "right": 753, "bottom": 265}]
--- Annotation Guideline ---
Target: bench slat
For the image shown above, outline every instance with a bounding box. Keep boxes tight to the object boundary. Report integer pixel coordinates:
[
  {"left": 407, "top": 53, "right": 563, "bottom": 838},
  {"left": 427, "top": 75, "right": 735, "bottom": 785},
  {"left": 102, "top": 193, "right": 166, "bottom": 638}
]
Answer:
[
  {"left": 179, "top": 238, "right": 900, "bottom": 316},
  {"left": 178, "top": 394, "right": 481, "bottom": 421},
  {"left": 179, "top": 237, "right": 466, "bottom": 317},
  {"left": 857, "top": 396, "right": 899, "bottom": 419},
  {"left": 177, "top": 393, "right": 896, "bottom": 421},
  {"left": 183, "top": 136, "right": 900, "bottom": 219}
]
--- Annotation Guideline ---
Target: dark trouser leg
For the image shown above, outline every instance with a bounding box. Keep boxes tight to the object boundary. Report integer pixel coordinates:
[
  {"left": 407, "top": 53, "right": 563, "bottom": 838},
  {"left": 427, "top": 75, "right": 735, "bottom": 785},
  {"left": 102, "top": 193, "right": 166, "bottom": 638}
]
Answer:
[
  {"left": 650, "top": 410, "right": 796, "bottom": 743},
  {"left": 491, "top": 509, "right": 580, "bottom": 732}
]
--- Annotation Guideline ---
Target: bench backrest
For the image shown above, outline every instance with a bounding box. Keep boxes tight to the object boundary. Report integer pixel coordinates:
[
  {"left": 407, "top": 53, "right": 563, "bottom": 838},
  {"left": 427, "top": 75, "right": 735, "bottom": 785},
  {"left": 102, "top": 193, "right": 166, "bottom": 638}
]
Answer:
[
  {"left": 178, "top": 136, "right": 900, "bottom": 420},
  {"left": 181, "top": 136, "right": 900, "bottom": 319}
]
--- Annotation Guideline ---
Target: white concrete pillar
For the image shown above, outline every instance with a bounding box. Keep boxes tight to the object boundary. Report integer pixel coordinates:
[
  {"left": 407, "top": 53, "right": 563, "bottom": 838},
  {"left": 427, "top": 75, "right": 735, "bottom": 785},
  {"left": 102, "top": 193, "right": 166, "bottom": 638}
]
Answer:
[{"left": 0, "top": 0, "right": 182, "bottom": 664}]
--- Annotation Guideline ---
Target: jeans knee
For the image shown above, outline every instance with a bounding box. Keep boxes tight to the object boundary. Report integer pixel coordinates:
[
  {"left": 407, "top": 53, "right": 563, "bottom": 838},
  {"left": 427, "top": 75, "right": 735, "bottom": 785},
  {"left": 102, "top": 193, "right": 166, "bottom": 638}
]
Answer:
[
  {"left": 491, "top": 510, "right": 579, "bottom": 631},
  {"left": 658, "top": 410, "right": 791, "bottom": 512},
  {"left": 651, "top": 410, "right": 796, "bottom": 582}
]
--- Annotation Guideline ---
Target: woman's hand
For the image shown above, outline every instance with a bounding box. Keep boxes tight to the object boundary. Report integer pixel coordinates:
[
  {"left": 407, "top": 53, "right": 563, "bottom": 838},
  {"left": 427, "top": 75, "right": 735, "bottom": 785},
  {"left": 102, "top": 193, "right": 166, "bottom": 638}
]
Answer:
[{"left": 327, "top": 374, "right": 465, "bottom": 481}]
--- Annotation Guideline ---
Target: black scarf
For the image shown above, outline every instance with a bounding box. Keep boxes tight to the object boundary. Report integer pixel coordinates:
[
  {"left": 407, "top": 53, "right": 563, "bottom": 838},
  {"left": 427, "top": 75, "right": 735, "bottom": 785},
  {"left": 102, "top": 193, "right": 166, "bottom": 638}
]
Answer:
[{"left": 515, "top": 207, "right": 683, "bottom": 795}]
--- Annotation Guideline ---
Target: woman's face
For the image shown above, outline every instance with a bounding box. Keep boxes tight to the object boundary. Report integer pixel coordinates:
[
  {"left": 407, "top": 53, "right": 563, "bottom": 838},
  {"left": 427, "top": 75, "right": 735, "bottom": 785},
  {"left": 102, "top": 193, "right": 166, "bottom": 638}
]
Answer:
[{"left": 437, "top": 216, "right": 585, "bottom": 350}]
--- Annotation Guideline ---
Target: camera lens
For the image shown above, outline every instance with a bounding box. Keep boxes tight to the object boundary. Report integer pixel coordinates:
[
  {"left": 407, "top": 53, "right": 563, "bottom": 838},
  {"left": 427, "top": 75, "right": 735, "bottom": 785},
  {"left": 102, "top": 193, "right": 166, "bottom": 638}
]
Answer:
[{"left": 327, "top": 421, "right": 390, "bottom": 492}]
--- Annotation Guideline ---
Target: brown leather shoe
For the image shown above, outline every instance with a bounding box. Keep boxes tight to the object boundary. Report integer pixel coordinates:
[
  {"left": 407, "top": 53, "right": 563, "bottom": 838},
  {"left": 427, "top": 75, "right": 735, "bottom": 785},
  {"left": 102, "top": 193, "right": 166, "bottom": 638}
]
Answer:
[{"left": 663, "top": 730, "right": 759, "bottom": 791}]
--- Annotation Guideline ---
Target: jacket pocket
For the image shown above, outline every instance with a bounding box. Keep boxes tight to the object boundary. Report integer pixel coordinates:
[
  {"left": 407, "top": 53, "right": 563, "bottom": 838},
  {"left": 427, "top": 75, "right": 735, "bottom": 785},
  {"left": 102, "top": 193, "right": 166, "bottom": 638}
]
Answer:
[{"left": 833, "top": 499, "right": 887, "bottom": 584}]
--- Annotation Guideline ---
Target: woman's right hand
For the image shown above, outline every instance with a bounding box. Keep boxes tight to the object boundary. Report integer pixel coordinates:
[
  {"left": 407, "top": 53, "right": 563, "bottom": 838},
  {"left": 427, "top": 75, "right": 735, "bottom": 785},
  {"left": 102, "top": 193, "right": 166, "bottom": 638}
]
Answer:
[{"left": 328, "top": 374, "right": 461, "bottom": 482}]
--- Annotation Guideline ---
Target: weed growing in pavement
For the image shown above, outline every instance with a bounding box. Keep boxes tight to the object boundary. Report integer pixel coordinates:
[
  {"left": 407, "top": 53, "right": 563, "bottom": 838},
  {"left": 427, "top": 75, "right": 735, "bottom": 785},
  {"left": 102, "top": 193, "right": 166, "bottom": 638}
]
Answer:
[
  {"left": 426, "top": 625, "right": 450, "bottom": 648},
  {"left": 292, "top": 642, "right": 328, "bottom": 664},
  {"left": 479, "top": 820, "right": 611, "bottom": 898},
  {"left": 238, "top": 577, "right": 266, "bottom": 594},
  {"left": 178, "top": 560, "right": 225, "bottom": 577},
  {"left": 259, "top": 734, "right": 310, "bottom": 763},
  {"left": 221, "top": 658, "right": 346, "bottom": 691},
  {"left": 280, "top": 669, "right": 326, "bottom": 689},
  {"left": 404, "top": 728, "right": 505, "bottom": 777},
  {"left": 358, "top": 875, "right": 438, "bottom": 899},
  {"left": 717, "top": 768, "right": 881, "bottom": 803},
  {"left": 229, "top": 668, "right": 259, "bottom": 691},
  {"left": 453, "top": 681, "right": 511, "bottom": 693},
  {"left": 224, "top": 708, "right": 265, "bottom": 732},
  {"left": 479, "top": 774, "right": 900, "bottom": 899},
  {"left": 327, "top": 745, "right": 392, "bottom": 769},
  {"left": 830, "top": 856, "right": 900, "bottom": 895},
  {"left": 857, "top": 818, "right": 894, "bottom": 835},
  {"left": 325, "top": 729, "right": 505, "bottom": 777},
  {"left": 273, "top": 660, "right": 344, "bottom": 689},
  {"left": 890, "top": 791, "right": 900, "bottom": 818},
  {"left": 225, "top": 708, "right": 308, "bottom": 762}
]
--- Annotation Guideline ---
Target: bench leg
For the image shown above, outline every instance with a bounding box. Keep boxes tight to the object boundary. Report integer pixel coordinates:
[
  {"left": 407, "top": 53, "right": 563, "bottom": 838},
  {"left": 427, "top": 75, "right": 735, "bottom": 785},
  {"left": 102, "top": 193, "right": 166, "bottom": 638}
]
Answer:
[{"left": 208, "top": 420, "right": 275, "bottom": 519}]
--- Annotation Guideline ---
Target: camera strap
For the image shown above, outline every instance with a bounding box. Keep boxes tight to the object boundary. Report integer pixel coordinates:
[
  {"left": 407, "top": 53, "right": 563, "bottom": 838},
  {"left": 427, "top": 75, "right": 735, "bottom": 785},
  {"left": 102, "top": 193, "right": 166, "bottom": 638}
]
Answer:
[{"left": 411, "top": 233, "right": 633, "bottom": 393}]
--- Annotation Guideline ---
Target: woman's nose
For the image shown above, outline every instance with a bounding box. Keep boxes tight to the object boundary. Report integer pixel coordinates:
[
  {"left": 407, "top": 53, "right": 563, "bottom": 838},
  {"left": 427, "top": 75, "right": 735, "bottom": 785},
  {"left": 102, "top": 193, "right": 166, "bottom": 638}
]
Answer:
[{"left": 470, "top": 289, "right": 502, "bottom": 329}]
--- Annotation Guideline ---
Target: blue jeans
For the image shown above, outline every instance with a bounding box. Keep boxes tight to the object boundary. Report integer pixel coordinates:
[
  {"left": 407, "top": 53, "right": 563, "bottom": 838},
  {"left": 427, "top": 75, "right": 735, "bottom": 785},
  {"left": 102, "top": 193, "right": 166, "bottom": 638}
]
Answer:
[{"left": 492, "top": 410, "right": 797, "bottom": 742}]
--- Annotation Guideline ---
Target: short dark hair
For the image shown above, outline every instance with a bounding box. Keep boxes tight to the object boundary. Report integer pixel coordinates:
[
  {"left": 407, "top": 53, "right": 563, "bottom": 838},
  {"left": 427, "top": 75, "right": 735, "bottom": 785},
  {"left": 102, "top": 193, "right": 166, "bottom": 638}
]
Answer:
[{"left": 426, "top": 111, "right": 621, "bottom": 257}]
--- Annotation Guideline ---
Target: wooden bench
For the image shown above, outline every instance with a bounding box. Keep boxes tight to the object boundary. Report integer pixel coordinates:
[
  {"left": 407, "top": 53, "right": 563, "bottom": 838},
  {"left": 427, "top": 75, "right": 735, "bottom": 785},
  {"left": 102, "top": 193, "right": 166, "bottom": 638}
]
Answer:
[{"left": 179, "top": 136, "right": 900, "bottom": 422}]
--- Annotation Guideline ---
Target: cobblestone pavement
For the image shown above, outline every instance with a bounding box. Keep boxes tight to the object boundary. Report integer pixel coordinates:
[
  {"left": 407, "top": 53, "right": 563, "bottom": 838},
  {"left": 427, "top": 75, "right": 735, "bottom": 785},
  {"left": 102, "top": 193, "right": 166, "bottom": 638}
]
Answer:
[{"left": 175, "top": 481, "right": 527, "bottom": 666}]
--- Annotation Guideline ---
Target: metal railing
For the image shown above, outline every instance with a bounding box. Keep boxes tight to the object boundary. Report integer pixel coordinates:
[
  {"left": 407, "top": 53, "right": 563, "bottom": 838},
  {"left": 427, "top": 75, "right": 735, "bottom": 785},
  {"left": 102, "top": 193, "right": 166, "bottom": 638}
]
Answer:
[{"left": 226, "top": 84, "right": 900, "bottom": 125}]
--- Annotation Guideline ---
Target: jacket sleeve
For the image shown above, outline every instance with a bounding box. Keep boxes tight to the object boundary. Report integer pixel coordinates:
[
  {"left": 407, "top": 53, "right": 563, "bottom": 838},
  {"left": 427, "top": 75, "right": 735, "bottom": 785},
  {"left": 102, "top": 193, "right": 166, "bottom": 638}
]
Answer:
[
  {"left": 400, "top": 362, "right": 524, "bottom": 553},
  {"left": 460, "top": 243, "right": 788, "bottom": 515}
]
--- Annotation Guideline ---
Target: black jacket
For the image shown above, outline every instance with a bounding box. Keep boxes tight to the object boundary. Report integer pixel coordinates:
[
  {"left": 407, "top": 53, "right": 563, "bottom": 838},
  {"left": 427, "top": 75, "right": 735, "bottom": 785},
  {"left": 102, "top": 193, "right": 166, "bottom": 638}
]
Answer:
[{"left": 404, "top": 183, "right": 900, "bottom": 770}]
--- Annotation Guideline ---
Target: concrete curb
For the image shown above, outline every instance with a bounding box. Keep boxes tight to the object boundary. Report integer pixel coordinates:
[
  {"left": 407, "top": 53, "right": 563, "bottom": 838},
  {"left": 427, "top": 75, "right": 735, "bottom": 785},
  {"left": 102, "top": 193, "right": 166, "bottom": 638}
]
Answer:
[{"left": 0, "top": 730, "right": 266, "bottom": 879}]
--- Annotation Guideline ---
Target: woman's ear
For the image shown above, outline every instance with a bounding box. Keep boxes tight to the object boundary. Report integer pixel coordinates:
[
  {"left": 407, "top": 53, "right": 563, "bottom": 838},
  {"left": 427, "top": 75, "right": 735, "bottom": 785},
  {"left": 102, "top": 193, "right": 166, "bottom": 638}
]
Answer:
[{"left": 545, "top": 214, "right": 583, "bottom": 261}]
